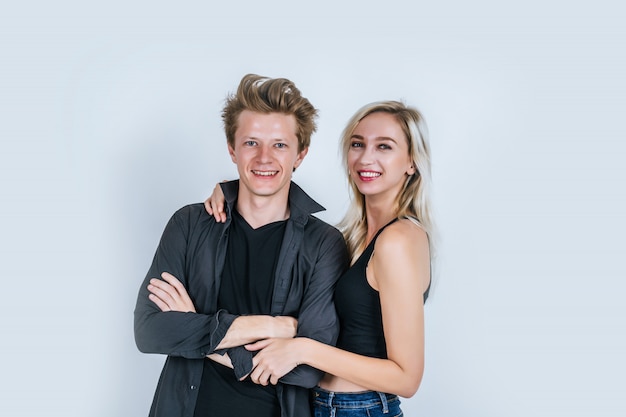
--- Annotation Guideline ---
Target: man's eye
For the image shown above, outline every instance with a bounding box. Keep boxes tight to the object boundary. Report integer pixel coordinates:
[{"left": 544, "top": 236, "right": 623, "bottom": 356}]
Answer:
[
  {"left": 244, "top": 141, "right": 257, "bottom": 146},
  {"left": 275, "top": 143, "right": 287, "bottom": 149}
]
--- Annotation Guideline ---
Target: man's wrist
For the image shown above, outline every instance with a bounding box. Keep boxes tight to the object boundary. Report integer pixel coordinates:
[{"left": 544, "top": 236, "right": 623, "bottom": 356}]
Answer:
[{"left": 221, "top": 316, "right": 270, "bottom": 348}]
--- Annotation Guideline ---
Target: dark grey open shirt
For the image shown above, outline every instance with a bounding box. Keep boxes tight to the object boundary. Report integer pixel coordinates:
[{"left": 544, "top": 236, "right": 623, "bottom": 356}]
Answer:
[{"left": 134, "top": 181, "right": 349, "bottom": 417}]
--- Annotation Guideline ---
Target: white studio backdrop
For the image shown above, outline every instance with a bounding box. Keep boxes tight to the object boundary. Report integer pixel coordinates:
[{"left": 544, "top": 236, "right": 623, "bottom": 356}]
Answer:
[{"left": 1, "top": 1, "right": 625, "bottom": 416}]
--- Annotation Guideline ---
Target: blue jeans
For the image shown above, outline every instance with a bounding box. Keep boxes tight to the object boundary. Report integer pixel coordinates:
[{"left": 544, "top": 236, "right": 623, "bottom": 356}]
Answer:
[{"left": 312, "top": 386, "right": 403, "bottom": 417}]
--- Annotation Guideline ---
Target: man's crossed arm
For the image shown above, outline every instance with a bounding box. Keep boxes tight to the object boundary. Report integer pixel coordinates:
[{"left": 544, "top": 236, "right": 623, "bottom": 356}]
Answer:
[{"left": 147, "top": 272, "right": 297, "bottom": 374}]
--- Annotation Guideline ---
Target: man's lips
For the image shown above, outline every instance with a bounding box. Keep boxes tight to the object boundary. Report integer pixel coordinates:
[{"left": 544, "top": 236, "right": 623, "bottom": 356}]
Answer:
[{"left": 252, "top": 170, "right": 279, "bottom": 177}]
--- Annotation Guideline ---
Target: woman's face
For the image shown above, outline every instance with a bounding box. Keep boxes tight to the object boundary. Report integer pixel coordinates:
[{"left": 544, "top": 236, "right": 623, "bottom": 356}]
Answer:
[{"left": 347, "top": 112, "right": 416, "bottom": 202}]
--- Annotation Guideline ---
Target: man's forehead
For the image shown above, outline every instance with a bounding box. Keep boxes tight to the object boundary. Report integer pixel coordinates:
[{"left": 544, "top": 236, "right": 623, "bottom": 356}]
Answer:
[
  {"left": 237, "top": 110, "right": 295, "bottom": 122},
  {"left": 235, "top": 111, "right": 297, "bottom": 137}
]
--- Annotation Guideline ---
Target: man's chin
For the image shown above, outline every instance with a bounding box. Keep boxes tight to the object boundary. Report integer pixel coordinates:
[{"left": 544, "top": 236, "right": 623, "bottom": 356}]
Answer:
[{"left": 241, "top": 184, "right": 289, "bottom": 199}]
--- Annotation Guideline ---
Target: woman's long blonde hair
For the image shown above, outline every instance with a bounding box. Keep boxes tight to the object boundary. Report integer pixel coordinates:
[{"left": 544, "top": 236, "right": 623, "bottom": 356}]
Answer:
[{"left": 338, "top": 101, "right": 435, "bottom": 264}]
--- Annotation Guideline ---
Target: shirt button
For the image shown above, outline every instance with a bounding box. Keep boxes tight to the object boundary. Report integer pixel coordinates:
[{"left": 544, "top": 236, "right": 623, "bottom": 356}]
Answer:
[{"left": 190, "top": 385, "right": 197, "bottom": 390}]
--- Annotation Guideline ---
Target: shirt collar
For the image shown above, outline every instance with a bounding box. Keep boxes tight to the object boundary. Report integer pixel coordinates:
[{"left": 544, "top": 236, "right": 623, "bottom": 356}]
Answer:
[{"left": 220, "top": 180, "right": 325, "bottom": 225}]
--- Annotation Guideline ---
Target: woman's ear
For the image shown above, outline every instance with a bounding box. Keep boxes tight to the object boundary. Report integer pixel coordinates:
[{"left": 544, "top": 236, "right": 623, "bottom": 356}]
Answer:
[{"left": 407, "top": 163, "right": 416, "bottom": 176}]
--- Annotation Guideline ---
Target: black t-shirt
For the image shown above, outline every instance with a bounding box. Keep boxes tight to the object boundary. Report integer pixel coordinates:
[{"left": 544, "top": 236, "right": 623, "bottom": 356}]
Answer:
[{"left": 194, "top": 210, "right": 287, "bottom": 417}]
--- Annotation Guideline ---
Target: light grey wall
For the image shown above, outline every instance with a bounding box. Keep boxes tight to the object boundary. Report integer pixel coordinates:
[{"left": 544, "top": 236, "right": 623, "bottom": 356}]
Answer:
[{"left": 1, "top": 1, "right": 624, "bottom": 416}]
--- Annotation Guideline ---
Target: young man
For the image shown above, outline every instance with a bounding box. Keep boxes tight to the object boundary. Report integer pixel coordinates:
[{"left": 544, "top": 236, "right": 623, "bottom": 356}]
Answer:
[{"left": 134, "top": 74, "right": 349, "bottom": 417}]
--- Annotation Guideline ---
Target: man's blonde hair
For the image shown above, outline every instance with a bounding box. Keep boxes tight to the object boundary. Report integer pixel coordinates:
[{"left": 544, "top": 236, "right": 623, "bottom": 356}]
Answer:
[{"left": 222, "top": 74, "right": 318, "bottom": 152}]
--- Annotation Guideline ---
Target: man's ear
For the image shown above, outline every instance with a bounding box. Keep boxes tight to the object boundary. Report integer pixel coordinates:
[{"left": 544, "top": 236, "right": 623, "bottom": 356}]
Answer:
[
  {"left": 293, "top": 147, "right": 309, "bottom": 171},
  {"left": 228, "top": 143, "right": 237, "bottom": 164}
]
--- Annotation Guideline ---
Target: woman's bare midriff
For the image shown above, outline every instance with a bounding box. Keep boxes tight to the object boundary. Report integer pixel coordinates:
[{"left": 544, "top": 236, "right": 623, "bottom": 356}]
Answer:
[{"left": 318, "top": 373, "right": 370, "bottom": 392}]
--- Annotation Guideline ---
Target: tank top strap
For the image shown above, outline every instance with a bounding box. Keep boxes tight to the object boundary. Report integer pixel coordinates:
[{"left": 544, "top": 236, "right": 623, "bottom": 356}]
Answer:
[
  {"left": 361, "top": 218, "right": 399, "bottom": 258},
  {"left": 371, "top": 218, "right": 399, "bottom": 244}
]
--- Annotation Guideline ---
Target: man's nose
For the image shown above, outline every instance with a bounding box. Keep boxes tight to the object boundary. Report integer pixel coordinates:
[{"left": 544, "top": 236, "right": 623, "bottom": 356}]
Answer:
[{"left": 257, "top": 144, "right": 272, "bottom": 162}]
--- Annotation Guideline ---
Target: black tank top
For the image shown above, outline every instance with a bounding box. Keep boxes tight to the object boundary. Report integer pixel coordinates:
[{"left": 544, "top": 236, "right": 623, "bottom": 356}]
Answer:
[{"left": 334, "top": 219, "right": 429, "bottom": 358}]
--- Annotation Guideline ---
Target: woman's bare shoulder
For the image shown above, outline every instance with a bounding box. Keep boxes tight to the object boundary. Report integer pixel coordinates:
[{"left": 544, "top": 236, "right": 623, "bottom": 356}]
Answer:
[
  {"left": 375, "top": 218, "right": 429, "bottom": 253},
  {"left": 371, "top": 219, "right": 430, "bottom": 291}
]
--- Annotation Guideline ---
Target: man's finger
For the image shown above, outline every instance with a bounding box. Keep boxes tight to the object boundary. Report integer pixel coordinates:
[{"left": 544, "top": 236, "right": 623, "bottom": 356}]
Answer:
[
  {"left": 149, "top": 278, "right": 177, "bottom": 298},
  {"left": 148, "top": 282, "right": 177, "bottom": 305},
  {"left": 161, "top": 272, "right": 184, "bottom": 292},
  {"left": 148, "top": 293, "right": 170, "bottom": 312}
]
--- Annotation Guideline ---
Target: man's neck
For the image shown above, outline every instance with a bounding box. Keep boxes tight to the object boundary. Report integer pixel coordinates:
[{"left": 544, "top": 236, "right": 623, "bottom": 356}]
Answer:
[{"left": 235, "top": 190, "right": 290, "bottom": 230}]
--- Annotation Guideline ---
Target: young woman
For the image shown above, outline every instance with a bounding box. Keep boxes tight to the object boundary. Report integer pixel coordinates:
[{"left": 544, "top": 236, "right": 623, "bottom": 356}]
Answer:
[{"left": 206, "top": 101, "right": 434, "bottom": 417}]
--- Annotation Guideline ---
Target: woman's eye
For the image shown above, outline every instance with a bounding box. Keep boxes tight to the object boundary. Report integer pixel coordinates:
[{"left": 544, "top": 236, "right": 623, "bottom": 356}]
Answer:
[
  {"left": 379, "top": 144, "right": 392, "bottom": 150},
  {"left": 350, "top": 142, "right": 363, "bottom": 148}
]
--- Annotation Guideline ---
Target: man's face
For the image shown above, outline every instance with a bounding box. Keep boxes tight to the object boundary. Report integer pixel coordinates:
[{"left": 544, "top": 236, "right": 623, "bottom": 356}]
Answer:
[{"left": 228, "top": 110, "right": 308, "bottom": 201}]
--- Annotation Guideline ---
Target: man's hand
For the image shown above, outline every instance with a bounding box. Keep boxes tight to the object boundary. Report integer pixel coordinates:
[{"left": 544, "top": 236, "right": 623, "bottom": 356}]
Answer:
[
  {"left": 268, "top": 316, "right": 298, "bottom": 339},
  {"left": 148, "top": 272, "right": 196, "bottom": 313}
]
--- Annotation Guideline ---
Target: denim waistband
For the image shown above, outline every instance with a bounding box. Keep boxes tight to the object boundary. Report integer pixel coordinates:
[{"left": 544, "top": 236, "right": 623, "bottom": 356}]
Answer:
[{"left": 312, "top": 386, "right": 399, "bottom": 412}]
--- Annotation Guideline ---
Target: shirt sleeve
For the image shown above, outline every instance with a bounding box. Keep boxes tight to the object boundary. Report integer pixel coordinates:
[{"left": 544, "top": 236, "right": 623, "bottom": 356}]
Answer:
[
  {"left": 133, "top": 206, "right": 237, "bottom": 358},
  {"left": 226, "top": 346, "right": 255, "bottom": 380},
  {"left": 279, "top": 227, "right": 349, "bottom": 388}
]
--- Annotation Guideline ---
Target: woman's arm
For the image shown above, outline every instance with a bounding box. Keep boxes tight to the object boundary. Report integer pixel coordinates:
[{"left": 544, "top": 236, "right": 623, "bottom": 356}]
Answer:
[{"left": 247, "top": 221, "right": 430, "bottom": 397}]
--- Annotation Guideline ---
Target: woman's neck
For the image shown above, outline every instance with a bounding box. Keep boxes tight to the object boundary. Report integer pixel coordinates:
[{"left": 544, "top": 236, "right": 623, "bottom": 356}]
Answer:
[{"left": 364, "top": 199, "right": 397, "bottom": 245}]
